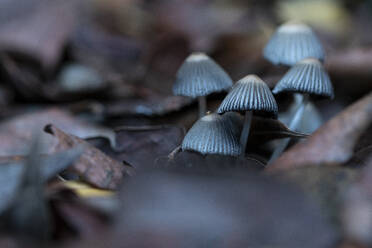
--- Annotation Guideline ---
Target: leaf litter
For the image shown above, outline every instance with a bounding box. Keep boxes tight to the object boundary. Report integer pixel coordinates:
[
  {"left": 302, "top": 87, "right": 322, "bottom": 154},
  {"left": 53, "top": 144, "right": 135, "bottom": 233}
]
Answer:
[{"left": 0, "top": 1, "right": 372, "bottom": 248}]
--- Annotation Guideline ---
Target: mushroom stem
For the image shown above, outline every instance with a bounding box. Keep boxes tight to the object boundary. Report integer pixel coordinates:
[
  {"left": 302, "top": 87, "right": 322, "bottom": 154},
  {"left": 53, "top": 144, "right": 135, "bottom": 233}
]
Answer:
[
  {"left": 198, "top": 96, "right": 207, "bottom": 118},
  {"left": 268, "top": 94, "right": 309, "bottom": 163},
  {"left": 239, "top": 110, "right": 253, "bottom": 157}
]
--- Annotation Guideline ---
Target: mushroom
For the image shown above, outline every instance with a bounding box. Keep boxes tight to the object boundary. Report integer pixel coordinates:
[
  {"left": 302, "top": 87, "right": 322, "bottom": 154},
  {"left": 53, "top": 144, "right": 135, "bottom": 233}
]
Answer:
[
  {"left": 218, "top": 75, "right": 278, "bottom": 157},
  {"left": 269, "top": 57, "right": 334, "bottom": 162},
  {"left": 263, "top": 21, "right": 324, "bottom": 66},
  {"left": 173, "top": 52, "right": 233, "bottom": 118},
  {"left": 181, "top": 113, "right": 241, "bottom": 156}
]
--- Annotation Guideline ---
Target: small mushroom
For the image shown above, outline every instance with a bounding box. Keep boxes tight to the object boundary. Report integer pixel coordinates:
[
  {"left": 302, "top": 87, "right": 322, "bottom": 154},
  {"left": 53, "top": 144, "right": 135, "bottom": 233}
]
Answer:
[
  {"left": 218, "top": 75, "right": 278, "bottom": 157},
  {"left": 272, "top": 58, "right": 334, "bottom": 98},
  {"left": 263, "top": 21, "right": 324, "bottom": 66},
  {"left": 173, "top": 52, "right": 233, "bottom": 118},
  {"left": 269, "top": 57, "right": 334, "bottom": 162},
  {"left": 181, "top": 113, "right": 241, "bottom": 156}
]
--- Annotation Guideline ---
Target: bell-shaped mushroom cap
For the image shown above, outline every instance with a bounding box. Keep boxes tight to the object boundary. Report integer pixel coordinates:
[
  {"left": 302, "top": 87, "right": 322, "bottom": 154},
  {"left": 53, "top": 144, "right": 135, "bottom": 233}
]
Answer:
[
  {"left": 217, "top": 75, "right": 278, "bottom": 117},
  {"left": 272, "top": 58, "right": 334, "bottom": 98},
  {"left": 181, "top": 113, "right": 241, "bottom": 156},
  {"left": 173, "top": 52, "right": 233, "bottom": 98},
  {"left": 263, "top": 21, "right": 324, "bottom": 66}
]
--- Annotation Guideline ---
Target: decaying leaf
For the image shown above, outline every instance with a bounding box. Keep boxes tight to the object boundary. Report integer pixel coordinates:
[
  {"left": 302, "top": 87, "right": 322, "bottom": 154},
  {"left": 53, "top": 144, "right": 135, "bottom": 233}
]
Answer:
[
  {"left": 45, "top": 125, "right": 131, "bottom": 190},
  {"left": 0, "top": 0, "right": 79, "bottom": 70},
  {"left": 0, "top": 146, "right": 83, "bottom": 214},
  {"left": 0, "top": 136, "right": 83, "bottom": 241},
  {"left": 0, "top": 108, "right": 116, "bottom": 156},
  {"left": 250, "top": 116, "right": 308, "bottom": 141},
  {"left": 167, "top": 150, "right": 266, "bottom": 170},
  {"left": 91, "top": 125, "right": 184, "bottom": 170},
  {"left": 268, "top": 92, "right": 372, "bottom": 171},
  {"left": 51, "top": 190, "right": 111, "bottom": 239},
  {"left": 71, "top": 25, "right": 143, "bottom": 76},
  {"left": 63, "top": 181, "right": 113, "bottom": 198},
  {"left": 104, "top": 95, "right": 193, "bottom": 117}
]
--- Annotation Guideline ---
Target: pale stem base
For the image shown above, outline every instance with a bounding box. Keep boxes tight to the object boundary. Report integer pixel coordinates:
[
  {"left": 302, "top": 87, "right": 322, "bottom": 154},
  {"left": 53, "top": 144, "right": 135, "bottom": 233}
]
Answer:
[
  {"left": 268, "top": 94, "right": 310, "bottom": 163},
  {"left": 198, "top": 96, "right": 207, "bottom": 118},
  {"left": 239, "top": 110, "right": 253, "bottom": 158}
]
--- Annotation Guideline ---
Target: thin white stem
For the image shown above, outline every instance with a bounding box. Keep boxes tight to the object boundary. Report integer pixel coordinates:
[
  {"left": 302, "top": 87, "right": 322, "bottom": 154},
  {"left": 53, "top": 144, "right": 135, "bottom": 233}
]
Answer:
[
  {"left": 239, "top": 111, "right": 253, "bottom": 158},
  {"left": 268, "top": 94, "right": 309, "bottom": 163},
  {"left": 198, "top": 96, "right": 207, "bottom": 118}
]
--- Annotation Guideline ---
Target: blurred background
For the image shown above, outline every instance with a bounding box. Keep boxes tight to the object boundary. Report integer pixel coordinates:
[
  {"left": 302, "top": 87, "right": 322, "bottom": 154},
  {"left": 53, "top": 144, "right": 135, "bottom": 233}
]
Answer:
[{"left": 1, "top": 0, "right": 372, "bottom": 128}]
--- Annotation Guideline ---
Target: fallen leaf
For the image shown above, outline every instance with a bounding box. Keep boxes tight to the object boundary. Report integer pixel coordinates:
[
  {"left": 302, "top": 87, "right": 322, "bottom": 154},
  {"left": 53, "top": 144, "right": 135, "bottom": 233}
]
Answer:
[
  {"left": 0, "top": 146, "right": 83, "bottom": 214},
  {"left": 104, "top": 95, "right": 193, "bottom": 117},
  {"left": 90, "top": 125, "right": 185, "bottom": 170},
  {"left": 268, "top": 92, "right": 372, "bottom": 171},
  {"left": 0, "top": 108, "right": 116, "bottom": 156},
  {"left": 154, "top": 1, "right": 253, "bottom": 51},
  {"left": 167, "top": 150, "right": 266, "bottom": 171},
  {"left": 52, "top": 192, "right": 110, "bottom": 239},
  {"left": 327, "top": 48, "right": 372, "bottom": 78},
  {"left": 71, "top": 25, "right": 143, "bottom": 76},
  {"left": 0, "top": 0, "right": 79, "bottom": 70},
  {"left": 250, "top": 116, "right": 308, "bottom": 141},
  {"left": 0, "top": 135, "right": 83, "bottom": 241},
  {"left": 45, "top": 125, "right": 131, "bottom": 190},
  {"left": 63, "top": 181, "right": 114, "bottom": 198}
]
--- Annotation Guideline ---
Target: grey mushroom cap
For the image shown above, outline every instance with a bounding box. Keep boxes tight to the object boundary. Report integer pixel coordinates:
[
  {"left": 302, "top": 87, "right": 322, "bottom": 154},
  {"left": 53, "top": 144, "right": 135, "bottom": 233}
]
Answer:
[
  {"left": 272, "top": 58, "right": 334, "bottom": 98},
  {"left": 173, "top": 52, "right": 233, "bottom": 98},
  {"left": 263, "top": 21, "right": 325, "bottom": 66},
  {"left": 217, "top": 75, "right": 278, "bottom": 118},
  {"left": 181, "top": 113, "right": 241, "bottom": 156}
]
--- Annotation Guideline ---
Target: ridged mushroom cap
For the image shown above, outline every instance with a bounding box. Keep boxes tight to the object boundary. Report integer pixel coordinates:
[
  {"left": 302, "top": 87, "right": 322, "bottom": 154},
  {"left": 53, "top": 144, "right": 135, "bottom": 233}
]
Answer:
[
  {"left": 181, "top": 113, "right": 241, "bottom": 156},
  {"left": 272, "top": 58, "right": 334, "bottom": 98},
  {"left": 173, "top": 52, "right": 233, "bottom": 98},
  {"left": 217, "top": 75, "right": 278, "bottom": 118},
  {"left": 263, "top": 21, "right": 324, "bottom": 66}
]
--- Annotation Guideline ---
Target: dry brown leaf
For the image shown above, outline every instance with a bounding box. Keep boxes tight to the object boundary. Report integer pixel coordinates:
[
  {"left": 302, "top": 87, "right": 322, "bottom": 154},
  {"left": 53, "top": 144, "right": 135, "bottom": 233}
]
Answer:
[
  {"left": 0, "top": 108, "right": 116, "bottom": 156},
  {"left": 267, "top": 92, "right": 372, "bottom": 171},
  {"left": 90, "top": 125, "right": 184, "bottom": 170},
  {"left": 0, "top": 0, "right": 79, "bottom": 70},
  {"left": 44, "top": 125, "right": 131, "bottom": 190}
]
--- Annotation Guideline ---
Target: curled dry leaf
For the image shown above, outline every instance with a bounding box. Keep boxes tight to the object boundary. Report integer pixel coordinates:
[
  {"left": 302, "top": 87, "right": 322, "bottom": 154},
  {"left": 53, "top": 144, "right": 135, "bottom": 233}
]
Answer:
[
  {"left": 45, "top": 125, "right": 132, "bottom": 190},
  {"left": 268, "top": 92, "right": 372, "bottom": 171},
  {"left": 250, "top": 116, "right": 308, "bottom": 141},
  {"left": 0, "top": 108, "right": 116, "bottom": 156}
]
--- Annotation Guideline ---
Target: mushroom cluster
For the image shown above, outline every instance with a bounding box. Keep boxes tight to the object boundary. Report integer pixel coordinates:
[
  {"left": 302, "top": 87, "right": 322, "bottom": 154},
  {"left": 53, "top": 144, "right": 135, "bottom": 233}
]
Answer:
[
  {"left": 172, "top": 21, "right": 334, "bottom": 162},
  {"left": 218, "top": 75, "right": 278, "bottom": 157},
  {"left": 264, "top": 22, "right": 334, "bottom": 162}
]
